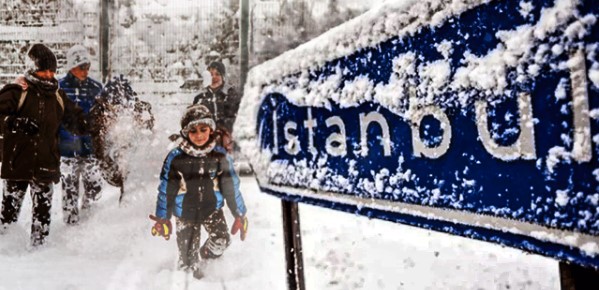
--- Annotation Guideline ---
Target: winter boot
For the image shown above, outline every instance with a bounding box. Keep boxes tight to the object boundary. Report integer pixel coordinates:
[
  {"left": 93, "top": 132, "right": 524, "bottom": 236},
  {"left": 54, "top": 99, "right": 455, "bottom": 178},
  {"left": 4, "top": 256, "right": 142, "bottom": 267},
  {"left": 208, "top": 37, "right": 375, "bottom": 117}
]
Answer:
[
  {"left": 177, "top": 259, "right": 191, "bottom": 272},
  {"left": 200, "top": 237, "right": 230, "bottom": 259},
  {"left": 192, "top": 260, "right": 207, "bottom": 280},
  {"left": 0, "top": 223, "right": 8, "bottom": 235},
  {"left": 192, "top": 268, "right": 204, "bottom": 280},
  {"left": 64, "top": 212, "right": 80, "bottom": 225},
  {"left": 200, "top": 244, "right": 220, "bottom": 260}
]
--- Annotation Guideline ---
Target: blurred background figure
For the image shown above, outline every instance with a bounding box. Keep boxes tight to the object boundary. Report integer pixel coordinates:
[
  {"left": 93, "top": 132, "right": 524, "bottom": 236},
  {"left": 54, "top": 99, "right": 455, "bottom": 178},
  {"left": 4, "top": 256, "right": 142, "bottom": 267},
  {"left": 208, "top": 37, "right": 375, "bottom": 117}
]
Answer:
[{"left": 192, "top": 61, "right": 238, "bottom": 134}]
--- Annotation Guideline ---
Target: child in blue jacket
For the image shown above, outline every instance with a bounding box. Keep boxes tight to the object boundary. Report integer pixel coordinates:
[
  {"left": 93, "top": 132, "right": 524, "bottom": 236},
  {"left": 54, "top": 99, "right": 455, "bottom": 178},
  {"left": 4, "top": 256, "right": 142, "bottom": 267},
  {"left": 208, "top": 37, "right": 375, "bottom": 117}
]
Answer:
[{"left": 150, "top": 104, "right": 248, "bottom": 279}]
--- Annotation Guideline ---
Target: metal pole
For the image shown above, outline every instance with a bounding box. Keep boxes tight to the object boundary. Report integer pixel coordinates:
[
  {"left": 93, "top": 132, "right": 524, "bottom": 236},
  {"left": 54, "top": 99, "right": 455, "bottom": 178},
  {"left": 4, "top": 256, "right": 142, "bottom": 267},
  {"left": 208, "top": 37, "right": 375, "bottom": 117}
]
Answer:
[
  {"left": 559, "top": 262, "right": 599, "bottom": 290},
  {"left": 239, "top": 0, "right": 249, "bottom": 94},
  {"left": 100, "top": 0, "right": 110, "bottom": 83},
  {"left": 281, "top": 200, "right": 306, "bottom": 290},
  {"left": 249, "top": 4, "right": 254, "bottom": 55}
]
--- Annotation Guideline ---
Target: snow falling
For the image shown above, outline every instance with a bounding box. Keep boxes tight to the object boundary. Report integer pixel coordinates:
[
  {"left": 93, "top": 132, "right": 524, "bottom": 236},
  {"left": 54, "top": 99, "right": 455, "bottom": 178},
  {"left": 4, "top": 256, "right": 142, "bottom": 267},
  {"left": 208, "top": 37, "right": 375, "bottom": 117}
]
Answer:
[
  {"left": 0, "top": 0, "right": 596, "bottom": 289},
  {"left": 236, "top": 0, "right": 599, "bottom": 270}
]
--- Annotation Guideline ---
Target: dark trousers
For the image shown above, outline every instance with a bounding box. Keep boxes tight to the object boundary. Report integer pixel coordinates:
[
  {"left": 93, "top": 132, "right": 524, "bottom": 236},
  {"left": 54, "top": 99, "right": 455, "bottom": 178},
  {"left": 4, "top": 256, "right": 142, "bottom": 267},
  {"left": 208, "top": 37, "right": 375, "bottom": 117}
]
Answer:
[
  {"left": 61, "top": 156, "right": 103, "bottom": 224},
  {"left": 0, "top": 180, "right": 53, "bottom": 246},
  {"left": 176, "top": 209, "right": 231, "bottom": 271}
]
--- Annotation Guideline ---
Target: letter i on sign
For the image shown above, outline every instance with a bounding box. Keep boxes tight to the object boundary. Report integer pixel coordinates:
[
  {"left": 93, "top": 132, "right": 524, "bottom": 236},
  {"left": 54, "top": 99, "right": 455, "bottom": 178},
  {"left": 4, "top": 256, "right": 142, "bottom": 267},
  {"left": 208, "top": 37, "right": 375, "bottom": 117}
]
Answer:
[
  {"left": 272, "top": 109, "right": 278, "bottom": 154},
  {"left": 569, "top": 48, "right": 591, "bottom": 163}
]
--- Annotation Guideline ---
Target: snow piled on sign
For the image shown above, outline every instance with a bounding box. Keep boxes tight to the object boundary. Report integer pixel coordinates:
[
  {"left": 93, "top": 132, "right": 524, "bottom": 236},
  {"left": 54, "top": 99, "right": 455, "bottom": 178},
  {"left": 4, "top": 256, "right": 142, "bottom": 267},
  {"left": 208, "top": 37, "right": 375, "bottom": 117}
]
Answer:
[
  {"left": 235, "top": 0, "right": 599, "bottom": 258},
  {"left": 243, "top": 0, "right": 596, "bottom": 116}
]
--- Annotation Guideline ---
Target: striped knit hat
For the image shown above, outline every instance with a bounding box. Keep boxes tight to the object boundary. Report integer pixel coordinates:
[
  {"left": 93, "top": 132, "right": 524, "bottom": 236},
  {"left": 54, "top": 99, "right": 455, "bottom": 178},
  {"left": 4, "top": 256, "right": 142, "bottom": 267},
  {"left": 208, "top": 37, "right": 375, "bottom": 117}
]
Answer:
[{"left": 180, "top": 104, "right": 216, "bottom": 136}]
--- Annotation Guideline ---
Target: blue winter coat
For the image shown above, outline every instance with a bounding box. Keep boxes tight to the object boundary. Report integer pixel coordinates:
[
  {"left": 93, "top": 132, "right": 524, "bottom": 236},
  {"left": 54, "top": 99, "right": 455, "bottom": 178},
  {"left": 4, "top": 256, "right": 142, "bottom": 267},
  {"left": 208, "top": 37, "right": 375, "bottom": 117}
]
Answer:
[
  {"left": 155, "top": 147, "right": 247, "bottom": 223},
  {"left": 58, "top": 73, "right": 102, "bottom": 157}
]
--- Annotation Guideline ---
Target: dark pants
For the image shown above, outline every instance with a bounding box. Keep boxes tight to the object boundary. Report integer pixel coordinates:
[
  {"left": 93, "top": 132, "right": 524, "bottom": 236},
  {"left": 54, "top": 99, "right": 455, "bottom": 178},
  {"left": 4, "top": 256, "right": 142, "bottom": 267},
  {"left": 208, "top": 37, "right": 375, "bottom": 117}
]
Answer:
[
  {"left": 0, "top": 180, "right": 53, "bottom": 246},
  {"left": 61, "top": 156, "right": 103, "bottom": 224},
  {"left": 176, "top": 209, "right": 231, "bottom": 271}
]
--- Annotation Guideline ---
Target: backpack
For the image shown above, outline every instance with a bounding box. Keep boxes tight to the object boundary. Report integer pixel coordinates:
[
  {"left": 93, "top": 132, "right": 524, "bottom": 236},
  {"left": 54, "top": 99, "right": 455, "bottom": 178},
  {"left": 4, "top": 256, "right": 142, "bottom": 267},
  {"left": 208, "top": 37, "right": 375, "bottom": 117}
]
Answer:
[
  {"left": 17, "top": 89, "right": 64, "bottom": 112},
  {"left": 0, "top": 89, "right": 64, "bottom": 161}
]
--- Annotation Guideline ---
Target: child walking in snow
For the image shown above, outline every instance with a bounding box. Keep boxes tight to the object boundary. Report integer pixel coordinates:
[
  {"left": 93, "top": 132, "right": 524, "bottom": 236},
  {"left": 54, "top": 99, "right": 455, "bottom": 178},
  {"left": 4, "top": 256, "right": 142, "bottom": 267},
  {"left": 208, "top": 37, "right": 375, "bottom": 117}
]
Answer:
[{"left": 150, "top": 104, "right": 248, "bottom": 279}]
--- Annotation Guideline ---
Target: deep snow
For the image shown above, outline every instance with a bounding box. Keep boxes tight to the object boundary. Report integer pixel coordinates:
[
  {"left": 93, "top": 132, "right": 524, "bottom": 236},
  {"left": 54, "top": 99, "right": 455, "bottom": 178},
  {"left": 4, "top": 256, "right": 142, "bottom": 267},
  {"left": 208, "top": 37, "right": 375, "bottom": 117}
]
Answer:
[
  {"left": 0, "top": 91, "right": 559, "bottom": 289},
  {"left": 0, "top": 177, "right": 560, "bottom": 290}
]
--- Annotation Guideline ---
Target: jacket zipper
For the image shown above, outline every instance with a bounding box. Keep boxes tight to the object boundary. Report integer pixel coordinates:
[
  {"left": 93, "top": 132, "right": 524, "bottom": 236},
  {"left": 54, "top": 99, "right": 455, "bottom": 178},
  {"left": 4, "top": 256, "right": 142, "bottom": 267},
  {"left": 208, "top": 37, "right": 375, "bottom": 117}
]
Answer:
[{"left": 33, "top": 92, "right": 44, "bottom": 178}]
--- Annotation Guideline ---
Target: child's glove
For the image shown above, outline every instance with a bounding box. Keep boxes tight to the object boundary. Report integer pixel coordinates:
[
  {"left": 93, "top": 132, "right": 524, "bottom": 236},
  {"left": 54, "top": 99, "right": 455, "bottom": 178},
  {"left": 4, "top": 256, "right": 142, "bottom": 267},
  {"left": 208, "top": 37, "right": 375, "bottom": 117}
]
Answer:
[
  {"left": 7, "top": 116, "right": 39, "bottom": 135},
  {"left": 231, "top": 216, "right": 248, "bottom": 241},
  {"left": 149, "top": 214, "right": 172, "bottom": 241}
]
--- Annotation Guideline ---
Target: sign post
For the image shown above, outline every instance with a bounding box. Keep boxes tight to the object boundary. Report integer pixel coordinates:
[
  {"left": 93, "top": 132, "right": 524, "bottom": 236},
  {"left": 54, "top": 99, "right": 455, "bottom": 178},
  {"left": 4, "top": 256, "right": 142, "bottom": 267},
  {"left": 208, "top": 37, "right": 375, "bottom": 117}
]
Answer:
[
  {"left": 559, "top": 262, "right": 599, "bottom": 290},
  {"left": 235, "top": 0, "right": 599, "bottom": 287},
  {"left": 281, "top": 200, "right": 305, "bottom": 290}
]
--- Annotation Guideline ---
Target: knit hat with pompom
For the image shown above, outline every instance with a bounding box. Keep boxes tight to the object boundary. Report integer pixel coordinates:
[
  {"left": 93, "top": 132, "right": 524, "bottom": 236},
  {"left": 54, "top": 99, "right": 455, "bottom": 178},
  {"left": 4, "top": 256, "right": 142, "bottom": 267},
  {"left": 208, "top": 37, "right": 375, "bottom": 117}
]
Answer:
[
  {"left": 27, "top": 43, "right": 57, "bottom": 72},
  {"left": 180, "top": 104, "right": 216, "bottom": 137},
  {"left": 66, "top": 45, "right": 91, "bottom": 70}
]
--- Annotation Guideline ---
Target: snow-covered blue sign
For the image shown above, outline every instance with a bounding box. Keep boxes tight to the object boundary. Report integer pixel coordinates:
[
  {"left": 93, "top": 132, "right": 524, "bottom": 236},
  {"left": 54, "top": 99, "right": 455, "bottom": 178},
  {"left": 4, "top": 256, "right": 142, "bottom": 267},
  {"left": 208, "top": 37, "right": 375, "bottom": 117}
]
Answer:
[{"left": 235, "top": 0, "right": 599, "bottom": 268}]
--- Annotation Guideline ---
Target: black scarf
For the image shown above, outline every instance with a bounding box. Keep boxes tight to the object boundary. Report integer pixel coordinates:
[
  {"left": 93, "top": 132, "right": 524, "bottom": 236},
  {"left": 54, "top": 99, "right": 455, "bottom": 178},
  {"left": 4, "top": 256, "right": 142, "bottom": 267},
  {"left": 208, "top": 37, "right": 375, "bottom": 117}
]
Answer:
[{"left": 25, "top": 70, "right": 59, "bottom": 91}]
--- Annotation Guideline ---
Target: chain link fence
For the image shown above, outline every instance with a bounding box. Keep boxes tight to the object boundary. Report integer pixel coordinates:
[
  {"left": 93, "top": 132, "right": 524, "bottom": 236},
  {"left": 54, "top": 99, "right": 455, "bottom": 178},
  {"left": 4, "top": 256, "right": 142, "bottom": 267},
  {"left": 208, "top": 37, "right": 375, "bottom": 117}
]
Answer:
[
  {"left": 0, "top": 0, "right": 370, "bottom": 97},
  {"left": 0, "top": 0, "right": 87, "bottom": 84}
]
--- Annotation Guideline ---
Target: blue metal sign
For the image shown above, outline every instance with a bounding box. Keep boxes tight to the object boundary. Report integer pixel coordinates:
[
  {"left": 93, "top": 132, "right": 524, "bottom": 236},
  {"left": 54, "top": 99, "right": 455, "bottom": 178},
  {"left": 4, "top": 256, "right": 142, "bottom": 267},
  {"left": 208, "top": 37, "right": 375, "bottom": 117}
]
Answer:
[{"left": 236, "top": 0, "right": 599, "bottom": 268}]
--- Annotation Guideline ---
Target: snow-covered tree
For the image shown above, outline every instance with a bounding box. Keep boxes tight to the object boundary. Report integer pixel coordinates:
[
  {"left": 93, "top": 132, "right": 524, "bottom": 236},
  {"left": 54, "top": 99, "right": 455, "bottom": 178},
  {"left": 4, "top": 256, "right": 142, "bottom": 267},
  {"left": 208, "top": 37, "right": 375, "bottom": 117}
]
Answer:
[
  {"left": 250, "top": 0, "right": 364, "bottom": 67},
  {"left": 319, "top": 0, "right": 361, "bottom": 29},
  {"left": 206, "top": 0, "right": 241, "bottom": 86}
]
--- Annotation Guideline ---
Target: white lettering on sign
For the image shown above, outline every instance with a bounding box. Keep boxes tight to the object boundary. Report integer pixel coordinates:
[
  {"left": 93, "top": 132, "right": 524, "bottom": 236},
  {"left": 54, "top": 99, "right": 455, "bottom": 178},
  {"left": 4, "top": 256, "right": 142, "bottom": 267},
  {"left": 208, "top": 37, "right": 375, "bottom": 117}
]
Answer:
[
  {"left": 475, "top": 93, "right": 537, "bottom": 161},
  {"left": 325, "top": 116, "right": 347, "bottom": 157},
  {"left": 284, "top": 121, "right": 300, "bottom": 155},
  {"left": 304, "top": 108, "right": 318, "bottom": 155},
  {"left": 359, "top": 111, "right": 392, "bottom": 157},
  {"left": 569, "top": 48, "right": 591, "bottom": 163},
  {"left": 409, "top": 87, "right": 452, "bottom": 159},
  {"left": 272, "top": 109, "right": 279, "bottom": 154},
  {"left": 266, "top": 52, "right": 593, "bottom": 162}
]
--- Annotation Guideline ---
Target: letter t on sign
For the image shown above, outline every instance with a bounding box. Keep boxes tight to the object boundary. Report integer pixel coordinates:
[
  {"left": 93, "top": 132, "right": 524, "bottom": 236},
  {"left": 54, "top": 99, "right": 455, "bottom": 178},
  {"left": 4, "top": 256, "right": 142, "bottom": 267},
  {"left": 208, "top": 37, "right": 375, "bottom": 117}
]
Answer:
[{"left": 304, "top": 108, "right": 318, "bottom": 155}]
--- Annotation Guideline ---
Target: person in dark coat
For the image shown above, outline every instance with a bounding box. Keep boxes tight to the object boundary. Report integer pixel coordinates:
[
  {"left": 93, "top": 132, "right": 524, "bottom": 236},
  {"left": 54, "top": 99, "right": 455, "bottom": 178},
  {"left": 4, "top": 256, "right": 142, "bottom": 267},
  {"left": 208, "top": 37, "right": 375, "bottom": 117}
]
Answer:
[
  {"left": 0, "top": 44, "right": 89, "bottom": 247},
  {"left": 150, "top": 104, "right": 248, "bottom": 279},
  {"left": 59, "top": 44, "right": 104, "bottom": 224},
  {"left": 192, "top": 61, "right": 239, "bottom": 133}
]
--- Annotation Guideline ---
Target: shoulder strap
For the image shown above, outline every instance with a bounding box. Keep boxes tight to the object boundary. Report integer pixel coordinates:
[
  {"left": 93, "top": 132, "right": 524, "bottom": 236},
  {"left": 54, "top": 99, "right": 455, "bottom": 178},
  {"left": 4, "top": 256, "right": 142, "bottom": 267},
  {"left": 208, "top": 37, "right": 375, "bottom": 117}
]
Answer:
[
  {"left": 55, "top": 90, "right": 64, "bottom": 111},
  {"left": 17, "top": 90, "right": 64, "bottom": 112},
  {"left": 17, "top": 90, "right": 27, "bottom": 112}
]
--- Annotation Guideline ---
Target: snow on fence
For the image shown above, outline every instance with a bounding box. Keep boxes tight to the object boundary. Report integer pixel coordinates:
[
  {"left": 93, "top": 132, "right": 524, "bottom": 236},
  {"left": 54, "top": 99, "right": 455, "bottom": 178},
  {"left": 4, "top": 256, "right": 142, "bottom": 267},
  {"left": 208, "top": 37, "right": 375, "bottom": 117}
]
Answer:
[
  {"left": 236, "top": 0, "right": 599, "bottom": 269},
  {"left": 130, "top": 80, "right": 196, "bottom": 107}
]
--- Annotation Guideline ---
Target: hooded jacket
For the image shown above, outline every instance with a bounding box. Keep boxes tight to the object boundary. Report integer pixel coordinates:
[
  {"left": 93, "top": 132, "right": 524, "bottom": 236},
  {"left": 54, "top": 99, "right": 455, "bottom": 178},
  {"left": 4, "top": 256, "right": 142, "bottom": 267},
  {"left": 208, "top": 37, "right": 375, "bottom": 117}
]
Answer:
[
  {"left": 58, "top": 72, "right": 102, "bottom": 157},
  {"left": 154, "top": 144, "right": 247, "bottom": 223},
  {"left": 0, "top": 82, "right": 87, "bottom": 183},
  {"left": 192, "top": 82, "right": 238, "bottom": 132}
]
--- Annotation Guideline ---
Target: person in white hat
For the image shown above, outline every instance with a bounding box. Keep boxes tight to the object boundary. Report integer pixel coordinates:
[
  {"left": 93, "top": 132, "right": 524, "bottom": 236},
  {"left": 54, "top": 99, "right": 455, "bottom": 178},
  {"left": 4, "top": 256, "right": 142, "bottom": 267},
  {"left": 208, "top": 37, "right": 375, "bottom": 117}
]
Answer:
[{"left": 58, "top": 44, "right": 104, "bottom": 225}]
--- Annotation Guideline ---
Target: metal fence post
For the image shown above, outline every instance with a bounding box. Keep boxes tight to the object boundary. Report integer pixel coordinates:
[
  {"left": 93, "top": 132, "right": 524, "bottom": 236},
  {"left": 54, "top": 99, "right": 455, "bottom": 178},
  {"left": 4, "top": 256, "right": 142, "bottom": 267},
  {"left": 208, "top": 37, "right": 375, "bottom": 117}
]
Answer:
[
  {"left": 99, "top": 0, "right": 110, "bottom": 83},
  {"left": 240, "top": 0, "right": 249, "bottom": 94}
]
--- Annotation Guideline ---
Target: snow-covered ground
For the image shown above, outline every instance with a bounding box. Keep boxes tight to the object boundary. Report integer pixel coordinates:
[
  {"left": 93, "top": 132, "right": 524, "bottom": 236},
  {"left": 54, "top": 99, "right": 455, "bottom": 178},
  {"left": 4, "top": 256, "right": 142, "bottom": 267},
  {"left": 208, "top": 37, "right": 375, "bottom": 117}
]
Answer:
[
  {"left": 0, "top": 178, "right": 561, "bottom": 290},
  {"left": 0, "top": 93, "right": 559, "bottom": 289}
]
